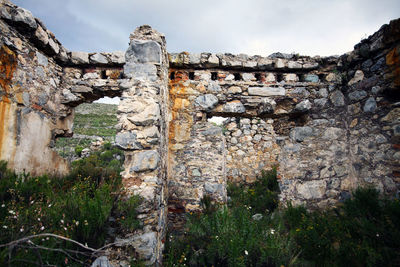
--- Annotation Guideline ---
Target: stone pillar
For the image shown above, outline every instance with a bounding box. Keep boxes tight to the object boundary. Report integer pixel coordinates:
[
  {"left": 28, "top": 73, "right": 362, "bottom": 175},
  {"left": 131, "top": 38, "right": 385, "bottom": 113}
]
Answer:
[{"left": 112, "top": 25, "right": 169, "bottom": 266}]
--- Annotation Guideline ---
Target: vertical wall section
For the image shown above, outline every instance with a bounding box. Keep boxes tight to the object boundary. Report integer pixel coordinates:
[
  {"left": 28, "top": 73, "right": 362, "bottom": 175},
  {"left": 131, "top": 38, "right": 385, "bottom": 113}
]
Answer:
[{"left": 111, "top": 25, "right": 169, "bottom": 265}]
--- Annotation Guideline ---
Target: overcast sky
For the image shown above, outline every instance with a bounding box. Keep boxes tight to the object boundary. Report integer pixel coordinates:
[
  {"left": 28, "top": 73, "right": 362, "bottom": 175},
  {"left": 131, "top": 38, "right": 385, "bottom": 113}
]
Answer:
[{"left": 12, "top": 0, "right": 400, "bottom": 58}]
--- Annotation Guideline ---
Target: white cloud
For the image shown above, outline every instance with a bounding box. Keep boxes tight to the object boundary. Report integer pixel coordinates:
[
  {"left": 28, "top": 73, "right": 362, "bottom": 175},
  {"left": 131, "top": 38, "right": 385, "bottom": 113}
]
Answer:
[{"left": 12, "top": 0, "right": 400, "bottom": 56}]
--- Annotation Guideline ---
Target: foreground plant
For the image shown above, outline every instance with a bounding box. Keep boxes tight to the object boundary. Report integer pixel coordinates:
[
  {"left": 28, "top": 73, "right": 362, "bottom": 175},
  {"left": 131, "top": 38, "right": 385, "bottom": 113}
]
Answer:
[
  {"left": 164, "top": 169, "right": 400, "bottom": 267},
  {"left": 0, "top": 144, "right": 141, "bottom": 266}
]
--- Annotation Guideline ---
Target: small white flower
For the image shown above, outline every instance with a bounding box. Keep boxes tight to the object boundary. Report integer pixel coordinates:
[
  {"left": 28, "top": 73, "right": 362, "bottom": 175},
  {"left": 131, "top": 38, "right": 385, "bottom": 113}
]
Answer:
[
  {"left": 20, "top": 228, "right": 24, "bottom": 232},
  {"left": 60, "top": 219, "right": 64, "bottom": 224},
  {"left": 37, "top": 218, "right": 41, "bottom": 221},
  {"left": 376, "top": 233, "right": 379, "bottom": 237},
  {"left": 1, "top": 204, "right": 5, "bottom": 208},
  {"left": 270, "top": 229, "right": 275, "bottom": 235},
  {"left": 63, "top": 227, "right": 67, "bottom": 231},
  {"left": 8, "top": 210, "right": 15, "bottom": 215},
  {"left": 48, "top": 204, "right": 52, "bottom": 208},
  {"left": 40, "top": 226, "right": 45, "bottom": 231},
  {"left": 2, "top": 225, "right": 7, "bottom": 229},
  {"left": 46, "top": 237, "right": 49, "bottom": 240},
  {"left": 244, "top": 250, "right": 248, "bottom": 255},
  {"left": 30, "top": 200, "right": 34, "bottom": 204},
  {"left": 75, "top": 221, "right": 79, "bottom": 226}
]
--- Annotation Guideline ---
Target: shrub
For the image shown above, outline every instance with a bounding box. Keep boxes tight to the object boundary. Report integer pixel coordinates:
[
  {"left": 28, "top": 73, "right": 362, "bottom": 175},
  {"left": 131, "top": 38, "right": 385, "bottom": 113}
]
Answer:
[
  {"left": 0, "top": 144, "right": 140, "bottom": 266},
  {"left": 75, "top": 145, "right": 84, "bottom": 157},
  {"left": 165, "top": 171, "right": 400, "bottom": 267},
  {"left": 164, "top": 169, "right": 300, "bottom": 267},
  {"left": 282, "top": 187, "right": 400, "bottom": 267},
  {"left": 115, "top": 195, "right": 142, "bottom": 231},
  {"left": 228, "top": 168, "right": 280, "bottom": 214}
]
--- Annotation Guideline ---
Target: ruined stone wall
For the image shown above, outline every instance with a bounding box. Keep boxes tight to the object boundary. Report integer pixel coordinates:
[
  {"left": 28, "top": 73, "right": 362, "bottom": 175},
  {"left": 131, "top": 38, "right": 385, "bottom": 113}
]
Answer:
[
  {"left": 168, "top": 17, "right": 400, "bottom": 209},
  {"left": 167, "top": 52, "right": 340, "bottom": 209},
  {"left": 107, "top": 26, "right": 169, "bottom": 266},
  {"left": 0, "top": 0, "right": 128, "bottom": 176},
  {"left": 0, "top": 0, "right": 71, "bottom": 176},
  {"left": 1, "top": 0, "right": 400, "bottom": 264}
]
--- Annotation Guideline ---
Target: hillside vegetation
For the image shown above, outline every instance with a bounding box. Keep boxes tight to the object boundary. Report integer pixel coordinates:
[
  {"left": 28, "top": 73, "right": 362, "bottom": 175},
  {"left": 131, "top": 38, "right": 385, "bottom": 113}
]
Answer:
[{"left": 55, "top": 103, "right": 118, "bottom": 160}]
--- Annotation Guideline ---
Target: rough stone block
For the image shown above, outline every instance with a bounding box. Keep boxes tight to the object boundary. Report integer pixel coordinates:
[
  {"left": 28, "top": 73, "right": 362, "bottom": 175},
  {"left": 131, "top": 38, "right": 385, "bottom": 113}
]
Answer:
[
  {"left": 248, "top": 86, "right": 285, "bottom": 96},
  {"left": 126, "top": 40, "right": 161, "bottom": 64},
  {"left": 363, "top": 97, "right": 377, "bottom": 113},
  {"left": 12, "top": 7, "right": 37, "bottom": 29},
  {"left": 288, "top": 61, "right": 302, "bottom": 69},
  {"left": 348, "top": 90, "right": 367, "bottom": 101},
  {"left": 116, "top": 131, "right": 142, "bottom": 150},
  {"left": 131, "top": 150, "right": 160, "bottom": 172},
  {"left": 35, "top": 26, "right": 48, "bottom": 45},
  {"left": 223, "top": 101, "right": 245, "bottom": 113},
  {"left": 90, "top": 53, "right": 108, "bottom": 64},
  {"left": 330, "top": 90, "right": 345, "bottom": 107},
  {"left": 294, "top": 100, "right": 312, "bottom": 112},
  {"left": 304, "top": 74, "right": 319, "bottom": 83},
  {"left": 290, "top": 126, "right": 313, "bottom": 142},
  {"left": 194, "top": 94, "right": 219, "bottom": 111},
  {"left": 36, "top": 51, "right": 48, "bottom": 66},
  {"left": 297, "top": 180, "right": 326, "bottom": 199},
  {"left": 123, "top": 62, "right": 157, "bottom": 81},
  {"left": 71, "top": 51, "right": 89, "bottom": 64}
]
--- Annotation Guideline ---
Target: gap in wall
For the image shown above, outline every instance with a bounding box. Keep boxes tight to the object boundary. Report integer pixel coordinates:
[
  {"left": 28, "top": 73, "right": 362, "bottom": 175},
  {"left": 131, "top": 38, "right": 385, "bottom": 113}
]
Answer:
[{"left": 54, "top": 97, "right": 120, "bottom": 162}]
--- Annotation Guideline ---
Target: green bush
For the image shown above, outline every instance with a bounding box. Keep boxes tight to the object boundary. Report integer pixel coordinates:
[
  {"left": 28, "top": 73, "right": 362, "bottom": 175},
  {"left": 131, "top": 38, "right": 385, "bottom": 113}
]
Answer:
[
  {"left": 228, "top": 168, "right": 280, "bottom": 214},
  {"left": 164, "top": 169, "right": 300, "bottom": 267},
  {"left": 116, "top": 195, "right": 142, "bottom": 231},
  {"left": 0, "top": 144, "right": 141, "bottom": 266},
  {"left": 75, "top": 145, "right": 84, "bottom": 157},
  {"left": 282, "top": 187, "right": 400, "bottom": 267},
  {"left": 165, "top": 170, "right": 400, "bottom": 267}
]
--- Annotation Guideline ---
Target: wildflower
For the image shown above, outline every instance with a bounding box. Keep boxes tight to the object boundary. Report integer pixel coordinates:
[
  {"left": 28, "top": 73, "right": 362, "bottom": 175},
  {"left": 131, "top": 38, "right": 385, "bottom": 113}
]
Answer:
[
  {"left": 48, "top": 204, "right": 52, "bottom": 207},
  {"left": 270, "top": 229, "right": 275, "bottom": 235},
  {"left": 40, "top": 226, "right": 45, "bottom": 231},
  {"left": 376, "top": 233, "right": 380, "bottom": 237},
  {"left": 38, "top": 218, "right": 41, "bottom": 221},
  {"left": 75, "top": 221, "right": 79, "bottom": 226},
  {"left": 2, "top": 225, "right": 7, "bottom": 229},
  {"left": 30, "top": 200, "right": 34, "bottom": 204},
  {"left": 215, "top": 235, "right": 219, "bottom": 239},
  {"left": 46, "top": 237, "right": 49, "bottom": 240},
  {"left": 20, "top": 228, "right": 24, "bottom": 232},
  {"left": 60, "top": 219, "right": 64, "bottom": 224},
  {"left": 244, "top": 250, "right": 248, "bottom": 255},
  {"left": 63, "top": 227, "right": 67, "bottom": 231},
  {"left": 84, "top": 220, "right": 88, "bottom": 226},
  {"left": 1, "top": 204, "right": 5, "bottom": 208},
  {"left": 8, "top": 210, "right": 15, "bottom": 215}
]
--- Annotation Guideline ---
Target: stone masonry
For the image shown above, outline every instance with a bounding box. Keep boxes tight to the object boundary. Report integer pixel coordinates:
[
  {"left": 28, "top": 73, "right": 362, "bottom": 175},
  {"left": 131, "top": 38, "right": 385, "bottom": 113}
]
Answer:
[{"left": 1, "top": 0, "right": 399, "bottom": 265}]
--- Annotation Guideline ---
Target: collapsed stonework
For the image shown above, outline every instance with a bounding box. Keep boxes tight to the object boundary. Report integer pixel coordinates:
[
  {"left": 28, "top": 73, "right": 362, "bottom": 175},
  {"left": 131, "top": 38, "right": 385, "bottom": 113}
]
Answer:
[{"left": 1, "top": 0, "right": 399, "bottom": 265}]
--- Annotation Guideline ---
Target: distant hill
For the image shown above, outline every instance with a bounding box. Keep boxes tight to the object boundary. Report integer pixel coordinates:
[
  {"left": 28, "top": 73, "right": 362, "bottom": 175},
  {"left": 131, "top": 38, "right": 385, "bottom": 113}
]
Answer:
[{"left": 55, "top": 103, "right": 118, "bottom": 160}]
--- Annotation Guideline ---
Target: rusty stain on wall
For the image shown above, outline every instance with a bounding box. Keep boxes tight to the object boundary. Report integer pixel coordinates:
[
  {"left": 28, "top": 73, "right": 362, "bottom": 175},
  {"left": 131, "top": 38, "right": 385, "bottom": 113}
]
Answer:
[
  {"left": 0, "top": 46, "right": 17, "bottom": 158},
  {"left": 386, "top": 46, "right": 400, "bottom": 87},
  {"left": 0, "top": 45, "right": 17, "bottom": 94}
]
